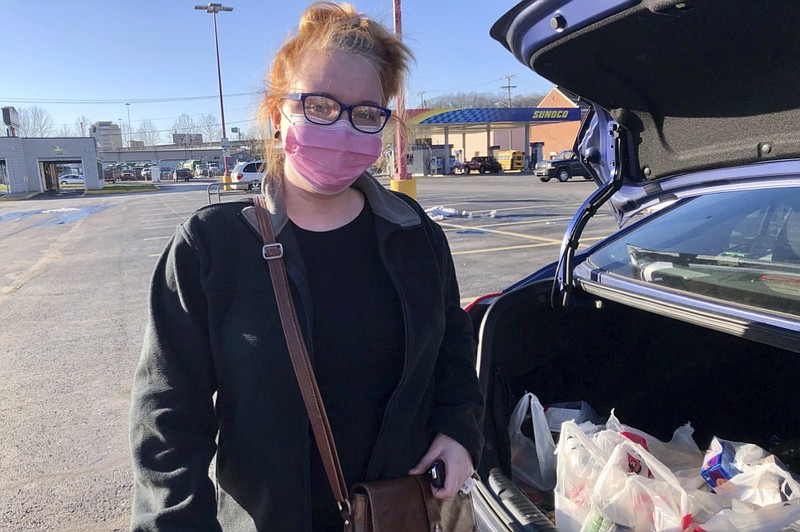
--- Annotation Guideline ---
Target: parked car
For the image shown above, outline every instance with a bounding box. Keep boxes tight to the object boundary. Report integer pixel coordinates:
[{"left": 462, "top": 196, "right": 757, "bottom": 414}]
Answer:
[
  {"left": 229, "top": 160, "right": 265, "bottom": 190},
  {"left": 468, "top": 1, "right": 800, "bottom": 530},
  {"left": 173, "top": 168, "right": 193, "bottom": 181},
  {"left": 160, "top": 167, "right": 173, "bottom": 179},
  {"left": 141, "top": 166, "right": 158, "bottom": 180},
  {"left": 58, "top": 174, "right": 85, "bottom": 186},
  {"left": 464, "top": 156, "right": 503, "bottom": 174},
  {"left": 534, "top": 149, "right": 592, "bottom": 182},
  {"left": 119, "top": 170, "right": 136, "bottom": 181}
]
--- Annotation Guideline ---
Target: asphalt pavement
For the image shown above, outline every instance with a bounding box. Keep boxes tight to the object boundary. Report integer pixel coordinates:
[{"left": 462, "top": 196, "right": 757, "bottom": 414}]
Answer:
[{"left": 0, "top": 174, "right": 619, "bottom": 530}]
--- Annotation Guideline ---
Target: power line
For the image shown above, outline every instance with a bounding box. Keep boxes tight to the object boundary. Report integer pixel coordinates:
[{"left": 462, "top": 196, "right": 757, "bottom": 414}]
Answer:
[
  {"left": 0, "top": 92, "right": 259, "bottom": 105},
  {"left": 500, "top": 75, "right": 517, "bottom": 107}
]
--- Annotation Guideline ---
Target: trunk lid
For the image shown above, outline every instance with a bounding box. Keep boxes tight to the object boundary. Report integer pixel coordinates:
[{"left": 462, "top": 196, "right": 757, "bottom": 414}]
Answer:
[{"left": 492, "top": 0, "right": 800, "bottom": 221}]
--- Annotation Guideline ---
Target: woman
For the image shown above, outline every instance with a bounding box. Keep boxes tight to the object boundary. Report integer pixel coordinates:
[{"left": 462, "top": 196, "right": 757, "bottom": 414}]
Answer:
[{"left": 130, "top": 3, "right": 484, "bottom": 530}]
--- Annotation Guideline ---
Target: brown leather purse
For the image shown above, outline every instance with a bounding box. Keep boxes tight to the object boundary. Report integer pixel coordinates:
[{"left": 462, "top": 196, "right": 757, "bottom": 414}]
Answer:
[{"left": 253, "top": 196, "right": 478, "bottom": 531}]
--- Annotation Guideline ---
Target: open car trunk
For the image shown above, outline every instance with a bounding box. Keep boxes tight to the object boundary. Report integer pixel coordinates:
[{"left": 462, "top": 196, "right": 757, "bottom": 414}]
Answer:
[{"left": 472, "top": 279, "right": 800, "bottom": 525}]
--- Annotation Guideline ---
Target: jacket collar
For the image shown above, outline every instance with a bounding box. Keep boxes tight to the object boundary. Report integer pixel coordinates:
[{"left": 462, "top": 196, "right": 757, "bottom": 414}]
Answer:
[{"left": 240, "top": 173, "right": 421, "bottom": 238}]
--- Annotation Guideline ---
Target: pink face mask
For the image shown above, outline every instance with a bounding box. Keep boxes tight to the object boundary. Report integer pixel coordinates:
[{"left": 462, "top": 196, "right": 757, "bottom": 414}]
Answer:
[{"left": 283, "top": 115, "right": 382, "bottom": 195}]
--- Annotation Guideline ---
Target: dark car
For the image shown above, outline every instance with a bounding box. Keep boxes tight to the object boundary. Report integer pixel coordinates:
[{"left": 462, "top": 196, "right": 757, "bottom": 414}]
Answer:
[
  {"left": 467, "top": 1, "right": 800, "bottom": 530},
  {"left": 173, "top": 168, "right": 193, "bottom": 181},
  {"left": 465, "top": 156, "right": 503, "bottom": 174},
  {"left": 534, "top": 149, "right": 592, "bottom": 182}
]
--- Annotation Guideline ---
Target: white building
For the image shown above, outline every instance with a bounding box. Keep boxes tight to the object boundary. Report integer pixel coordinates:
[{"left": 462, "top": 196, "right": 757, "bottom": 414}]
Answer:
[{"left": 89, "top": 121, "right": 123, "bottom": 150}]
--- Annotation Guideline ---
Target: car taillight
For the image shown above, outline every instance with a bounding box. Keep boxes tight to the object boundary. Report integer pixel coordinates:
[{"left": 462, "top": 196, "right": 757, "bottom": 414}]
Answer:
[{"left": 233, "top": 173, "right": 242, "bottom": 181}]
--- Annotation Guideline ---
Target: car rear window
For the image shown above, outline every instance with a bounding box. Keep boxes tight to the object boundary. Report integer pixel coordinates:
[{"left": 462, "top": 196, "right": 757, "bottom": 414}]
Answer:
[{"left": 586, "top": 187, "right": 800, "bottom": 317}]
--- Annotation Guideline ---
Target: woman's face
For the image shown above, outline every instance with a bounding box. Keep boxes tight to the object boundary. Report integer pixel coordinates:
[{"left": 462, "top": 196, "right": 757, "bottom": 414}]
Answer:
[{"left": 275, "top": 48, "right": 383, "bottom": 194}]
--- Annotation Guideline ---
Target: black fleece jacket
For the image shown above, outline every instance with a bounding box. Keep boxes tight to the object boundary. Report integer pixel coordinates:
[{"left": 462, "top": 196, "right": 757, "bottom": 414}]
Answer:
[{"left": 129, "top": 174, "right": 485, "bottom": 531}]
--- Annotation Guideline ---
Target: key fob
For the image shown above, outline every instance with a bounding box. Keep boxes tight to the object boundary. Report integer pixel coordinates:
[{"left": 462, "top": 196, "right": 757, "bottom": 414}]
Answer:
[{"left": 429, "top": 459, "right": 446, "bottom": 489}]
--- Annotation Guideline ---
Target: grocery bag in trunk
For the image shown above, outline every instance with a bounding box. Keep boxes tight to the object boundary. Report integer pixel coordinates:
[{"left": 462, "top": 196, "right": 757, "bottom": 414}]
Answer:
[{"left": 509, "top": 392, "right": 557, "bottom": 491}]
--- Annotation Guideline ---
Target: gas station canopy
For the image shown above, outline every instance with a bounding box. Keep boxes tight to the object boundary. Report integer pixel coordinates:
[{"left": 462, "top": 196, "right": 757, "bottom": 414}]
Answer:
[{"left": 407, "top": 107, "right": 582, "bottom": 133}]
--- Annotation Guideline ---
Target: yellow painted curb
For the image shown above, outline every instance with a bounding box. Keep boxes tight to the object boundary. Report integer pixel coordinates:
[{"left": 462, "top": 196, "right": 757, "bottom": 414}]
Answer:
[
  {"left": 0, "top": 192, "right": 40, "bottom": 201},
  {"left": 389, "top": 178, "right": 417, "bottom": 199}
]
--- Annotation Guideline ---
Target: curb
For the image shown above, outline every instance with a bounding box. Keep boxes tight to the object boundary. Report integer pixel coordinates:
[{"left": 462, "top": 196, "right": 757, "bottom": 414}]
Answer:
[{"left": 0, "top": 192, "right": 41, "bottom": 201}]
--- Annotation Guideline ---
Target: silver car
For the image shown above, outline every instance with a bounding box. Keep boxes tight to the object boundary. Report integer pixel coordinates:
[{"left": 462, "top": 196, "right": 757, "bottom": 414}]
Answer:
[{"left": 229, "top": 160, "right": 265, "bottom": 191}]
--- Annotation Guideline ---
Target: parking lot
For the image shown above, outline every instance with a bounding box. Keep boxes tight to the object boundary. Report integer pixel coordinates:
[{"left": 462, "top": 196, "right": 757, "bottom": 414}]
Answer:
[{"left": 0, "top": 173, "right": 619, "bottom": 530}]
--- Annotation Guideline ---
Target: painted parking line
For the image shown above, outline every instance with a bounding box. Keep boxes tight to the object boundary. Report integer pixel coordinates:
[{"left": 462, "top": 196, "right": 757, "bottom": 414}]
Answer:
[
  {"left": 140, "top": 225, "right": 180, "bottom": 230},
  {"left": 439, "top": 216, "right": 575, "bottom": 231},
  {"left": 143, "top": 236, "right": 173, "bottom": 241},
  {"left": 458, "top": 202, "right": 583, "bottom": 215},
  {"left": 451, "top": 235, "right": 606, "bottom": 256},
  {"left": 438, "top": 221, "right": 561, "bottom": 243}
]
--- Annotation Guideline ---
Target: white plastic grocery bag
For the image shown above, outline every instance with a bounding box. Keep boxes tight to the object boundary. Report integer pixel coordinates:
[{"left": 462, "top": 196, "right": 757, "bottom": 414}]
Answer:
[
  {"left": 508, "top": 392, "right": 557, "bottom": 491},
  {"left": 554, "top": 420, "right": 610, "bottom": 532}
]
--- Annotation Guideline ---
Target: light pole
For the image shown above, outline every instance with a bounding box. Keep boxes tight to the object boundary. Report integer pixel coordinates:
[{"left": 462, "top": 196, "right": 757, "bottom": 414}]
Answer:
[
  {"left": 195, "top": 3, "right": 233, "bottom": 179},
  {"left": 125, "top": 103, "right": 132, "bottom": 147}
]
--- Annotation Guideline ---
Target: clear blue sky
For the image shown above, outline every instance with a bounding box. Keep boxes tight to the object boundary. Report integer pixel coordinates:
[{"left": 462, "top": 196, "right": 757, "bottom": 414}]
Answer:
[{"left": 2, "top": 0, "right": 554, "bottom": 140}]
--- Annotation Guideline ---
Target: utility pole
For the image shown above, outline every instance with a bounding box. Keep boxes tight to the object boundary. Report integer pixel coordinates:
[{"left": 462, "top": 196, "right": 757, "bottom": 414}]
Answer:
[
  {"left": 417, "top": 91, "right": 426, "bottom": 108},
  {"left": 501, "top": 75, "right": 517, "bottom": 107}
]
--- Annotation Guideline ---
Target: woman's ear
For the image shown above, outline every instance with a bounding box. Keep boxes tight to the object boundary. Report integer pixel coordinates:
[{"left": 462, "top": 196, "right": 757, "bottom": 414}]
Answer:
[{"left": 271, "top": 109, "right": 283, "bottom": 139}]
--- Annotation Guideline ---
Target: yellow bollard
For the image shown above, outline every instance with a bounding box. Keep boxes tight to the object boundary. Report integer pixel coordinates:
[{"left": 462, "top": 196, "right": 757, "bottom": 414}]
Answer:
[
  {"left": 390, "top": 178, "right": 416, "bottom": 199},
  {"left": 223, "top": 173, "right": 232, "bottom": 192}
]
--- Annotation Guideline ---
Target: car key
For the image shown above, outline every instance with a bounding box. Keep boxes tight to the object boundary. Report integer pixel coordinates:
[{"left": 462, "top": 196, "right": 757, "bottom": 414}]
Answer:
[{"left": 429, "top": 459, "right": 446, "bottom": 489}]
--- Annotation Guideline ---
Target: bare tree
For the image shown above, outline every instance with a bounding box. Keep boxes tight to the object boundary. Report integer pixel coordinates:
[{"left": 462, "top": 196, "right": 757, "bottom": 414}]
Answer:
[
  {"left": 424, "top": 91, "right": 547, "bottom": 109},
  {"left": 199, "top": 114, "right": 220, "bottom": 143},
  {"left": 17, "top": 106, "right": 55, "bottom": 137},
  {"left": 74, "top": 115, "right": 91, "bottom": 136},
  {"left": 426, "top": 92, "right": 497, "bottom": 109},
  {"left": 57, "top": 124, "right": 74, "bottom": 137},
  {"left": 511, "top": 93, "right": 548, "bottom": 107},
  {"left": 172, "top": 113, "right": 199, "bottom": 137},
  {"left": 137, "top": 119, "right": 161, "bottom": 147}
]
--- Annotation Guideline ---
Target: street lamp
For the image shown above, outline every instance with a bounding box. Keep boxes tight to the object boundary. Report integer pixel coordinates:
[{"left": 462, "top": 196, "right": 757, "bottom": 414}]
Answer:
[
  {"left": 125, "top": 103, "right": 132, "bottom": 147},
  {"left": 194, "top": 3, "right": 233, "bottom": 177}
]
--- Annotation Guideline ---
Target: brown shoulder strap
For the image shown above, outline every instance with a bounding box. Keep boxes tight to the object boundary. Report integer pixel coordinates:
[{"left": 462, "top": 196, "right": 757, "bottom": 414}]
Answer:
[{"left": 252, "top": 196, "right": 353, "bottom": 523}]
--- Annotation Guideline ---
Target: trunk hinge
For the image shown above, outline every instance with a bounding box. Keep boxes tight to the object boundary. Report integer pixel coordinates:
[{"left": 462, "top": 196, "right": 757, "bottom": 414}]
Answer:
[{"left": 554, "top": 123, "right": 627, "bottom": 308}]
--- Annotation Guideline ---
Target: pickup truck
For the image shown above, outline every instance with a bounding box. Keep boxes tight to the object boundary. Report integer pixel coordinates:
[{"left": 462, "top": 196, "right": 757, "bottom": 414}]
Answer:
[
  {"left": 534, "top": 149, "right": 592, "bottom": 182},
  {"left": 464, "top": 156, "right": 503, "bottom": 174}
]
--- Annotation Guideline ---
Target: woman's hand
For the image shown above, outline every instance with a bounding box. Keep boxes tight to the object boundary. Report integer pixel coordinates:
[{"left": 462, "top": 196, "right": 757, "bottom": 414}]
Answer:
[{"left": 409, "top": 433, "right": 474, "bottom": 500}]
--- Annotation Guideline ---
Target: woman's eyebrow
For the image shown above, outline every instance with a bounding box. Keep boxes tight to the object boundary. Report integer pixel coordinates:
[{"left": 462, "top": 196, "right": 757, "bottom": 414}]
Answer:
[{"left": 308, "top": 90, "right": 382, "bottom": 107}]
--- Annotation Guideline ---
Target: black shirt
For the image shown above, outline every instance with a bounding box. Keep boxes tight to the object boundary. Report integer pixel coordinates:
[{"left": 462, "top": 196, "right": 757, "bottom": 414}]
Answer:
[{"left": 291, "top": 201, "right": 405, "bottom": 531}]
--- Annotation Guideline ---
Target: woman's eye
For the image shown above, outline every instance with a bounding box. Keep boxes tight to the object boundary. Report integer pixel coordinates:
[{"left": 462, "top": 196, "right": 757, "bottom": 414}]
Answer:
[
  {"left": 354, "top": 108, "right": 378, "bottom": 122},
  {"left": 306, "top": 98, "right": 337, "bottom": 117}
]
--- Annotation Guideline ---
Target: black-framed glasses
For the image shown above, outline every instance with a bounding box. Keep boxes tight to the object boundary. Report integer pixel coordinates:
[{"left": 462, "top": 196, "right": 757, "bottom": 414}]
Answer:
[{"left": 285, "top": 93, "right": 391, "bottom": 134}]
